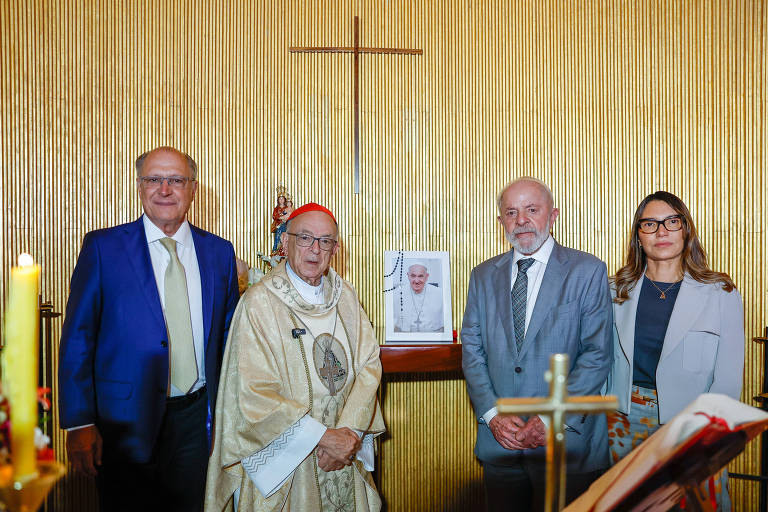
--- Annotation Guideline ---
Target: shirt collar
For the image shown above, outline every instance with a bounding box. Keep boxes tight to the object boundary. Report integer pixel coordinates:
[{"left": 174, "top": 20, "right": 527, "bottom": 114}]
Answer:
[
  {"left": 286, "top": 260, "right": 325, "bottom": 305},
  {"left": 512, "top": 235, "right": 555, "bottom": 266},
  {"left": 142, "top": 214, "right": 193, "bottom": 248}
]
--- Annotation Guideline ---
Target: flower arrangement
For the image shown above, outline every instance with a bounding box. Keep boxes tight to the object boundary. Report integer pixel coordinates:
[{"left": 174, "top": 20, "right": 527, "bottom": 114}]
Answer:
[
  {"left": 236, "top": 253, "right": 284, "bottom": 294},
  {"left": 0, "top": 384, "right": 54, "bottom": 480}
]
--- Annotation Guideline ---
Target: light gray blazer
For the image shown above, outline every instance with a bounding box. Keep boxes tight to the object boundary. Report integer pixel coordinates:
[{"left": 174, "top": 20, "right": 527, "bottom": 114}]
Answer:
[
  {"left": 461, "top": 242, "right": 613, "bottom": 472},
  {"left": 605, "top": 274, "right": 744, "bottom": 424}
]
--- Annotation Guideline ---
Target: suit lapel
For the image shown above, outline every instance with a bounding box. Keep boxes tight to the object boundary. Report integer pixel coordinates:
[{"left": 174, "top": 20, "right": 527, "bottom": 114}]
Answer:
[
  {"left": 520, "top": 242, "right": 567, "bottom": 358},
  {"left": 493, "top": 252, "right": 519, "bottom": 357},
  {"left": 615, "top": 276, "right": 642, "bottom": 362},
  {"left": 659, "top": 274, "right": 704, "bottom": 361},
  {"left": 122, "top": 218, "right": 165, "bottom": 326},
  {"left": 191, "top": 224, "right": 213, "bottom": 349}
]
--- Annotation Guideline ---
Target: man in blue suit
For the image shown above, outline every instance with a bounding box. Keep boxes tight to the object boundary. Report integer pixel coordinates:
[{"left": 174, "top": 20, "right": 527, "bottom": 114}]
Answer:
[
  {"left": 58, "top": 146, "right": 240, "bottom": 511},
  {"left": 461, "top": 177, "right": 613, "bottom": 511}
]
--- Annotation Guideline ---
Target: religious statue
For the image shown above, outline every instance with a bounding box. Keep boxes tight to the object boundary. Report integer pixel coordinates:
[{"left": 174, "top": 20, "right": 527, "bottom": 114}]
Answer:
[
  {"left": 270, "top": 186, "right": 294, "bottom": 257},
  {"left": 233, "top": 186, "right": 298, "bottom": 295},
  {"left": 269, "top": 185, "right": 293, "bottom": 258}
]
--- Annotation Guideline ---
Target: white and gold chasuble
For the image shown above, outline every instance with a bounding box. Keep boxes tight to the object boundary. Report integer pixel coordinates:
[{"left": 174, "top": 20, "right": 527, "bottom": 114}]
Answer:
[{"left": 204, "top": 261, "right": 385, "bottom": 512}]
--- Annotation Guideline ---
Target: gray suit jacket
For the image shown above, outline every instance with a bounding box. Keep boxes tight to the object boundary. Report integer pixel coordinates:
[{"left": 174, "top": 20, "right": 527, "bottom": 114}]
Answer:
[
  {"left": 606, "top": 274, "right": 744, "bottom": 424},
  {"left": 461, "top": 242, "right": 613, "bottom": 472}
]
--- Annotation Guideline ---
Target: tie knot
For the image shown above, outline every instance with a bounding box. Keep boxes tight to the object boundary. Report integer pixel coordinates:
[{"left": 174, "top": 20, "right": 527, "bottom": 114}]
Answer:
[
  {"left": 517, "top": 258, "right": 535, "bottom": 273},
  {"left": 159, "top": 237, "right": 178, "bottom": 255}
]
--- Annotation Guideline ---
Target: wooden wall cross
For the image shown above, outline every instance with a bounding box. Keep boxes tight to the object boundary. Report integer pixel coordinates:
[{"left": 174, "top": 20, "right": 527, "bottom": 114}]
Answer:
[
  {"left": 497, "top": 354, "right": 618, "bottom": 512},
  {"left": 289, "top": 16, "right": 423, "bottom": 194}
]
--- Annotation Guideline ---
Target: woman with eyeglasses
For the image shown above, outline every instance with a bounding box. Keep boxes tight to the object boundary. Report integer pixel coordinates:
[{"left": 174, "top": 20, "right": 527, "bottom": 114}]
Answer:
[{"left": 605, "top": 191, "right": 744, "bottom": 510}]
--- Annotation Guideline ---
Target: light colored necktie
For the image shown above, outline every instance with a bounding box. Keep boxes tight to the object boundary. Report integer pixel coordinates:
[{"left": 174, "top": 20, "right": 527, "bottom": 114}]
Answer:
[
  {"left": 159, "top": 237, "right": 198, "bottom": 394},
  {"left": 512, "top": 258, "right": 535, "bottom": 352}
]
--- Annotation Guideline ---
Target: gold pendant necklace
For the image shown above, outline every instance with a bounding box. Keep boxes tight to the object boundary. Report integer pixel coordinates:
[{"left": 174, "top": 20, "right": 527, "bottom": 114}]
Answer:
[{"left": 646, "top": 275, "right": 681, "bottom": 299}]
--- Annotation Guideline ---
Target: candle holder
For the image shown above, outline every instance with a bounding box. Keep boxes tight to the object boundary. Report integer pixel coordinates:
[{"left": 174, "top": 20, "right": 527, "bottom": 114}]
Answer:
[{"left": 0, "top": 461, "right": 65, "bottom": 512}]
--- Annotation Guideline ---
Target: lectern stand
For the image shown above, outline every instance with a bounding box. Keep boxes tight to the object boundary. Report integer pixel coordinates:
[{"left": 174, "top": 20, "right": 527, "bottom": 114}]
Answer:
[
  {"left": 611, "top": 422, "right": 751, "bottom": 511},
  {"left": 730, "top": 326, "right": 768, "bottom": 511},
  {"left": 565, "top": 394, "right": 768, "bottom": 512}
]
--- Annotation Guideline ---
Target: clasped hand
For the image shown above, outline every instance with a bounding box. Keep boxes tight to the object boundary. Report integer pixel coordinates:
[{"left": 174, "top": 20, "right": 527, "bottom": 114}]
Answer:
[
  {"left": 316, "top": 427, "right": 361, "bottom": 472},
  {"left": 489, "top": 415, "right": 546, "bottom": 450}
]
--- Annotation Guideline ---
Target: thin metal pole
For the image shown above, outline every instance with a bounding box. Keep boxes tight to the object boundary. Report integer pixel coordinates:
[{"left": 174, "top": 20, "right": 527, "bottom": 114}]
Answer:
[
  {"left": 762, "top": 327, "right": 768, "bottom": 512},
  {"left": 546, "top": 354, "right": 567, "bottom": 512},
  {"left": 353, "top": 16, "right": 360, "bottom": 194}
]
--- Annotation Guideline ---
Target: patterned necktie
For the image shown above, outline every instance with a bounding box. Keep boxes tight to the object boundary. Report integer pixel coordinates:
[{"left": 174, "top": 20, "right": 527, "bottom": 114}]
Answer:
[
  {"left": 512, "top": 258, "right": 535, "bottom": 352},
  {"left": 159, "top": 237, "right": 198, "bottom": 394}
]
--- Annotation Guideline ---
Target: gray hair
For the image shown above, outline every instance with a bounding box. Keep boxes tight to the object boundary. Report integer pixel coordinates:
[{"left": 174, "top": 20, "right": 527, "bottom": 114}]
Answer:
[
  {"left": 496, "top": 176, "right": 554, "bottom": 213},
  {"left": 135, "top": 146, "right": 198, "bottom": 180}
]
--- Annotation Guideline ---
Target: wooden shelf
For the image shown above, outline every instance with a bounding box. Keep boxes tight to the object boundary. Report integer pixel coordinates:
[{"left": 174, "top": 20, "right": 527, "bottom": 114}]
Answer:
[{"left": 380, "top": 343, "right": 463, "bottom": 374}]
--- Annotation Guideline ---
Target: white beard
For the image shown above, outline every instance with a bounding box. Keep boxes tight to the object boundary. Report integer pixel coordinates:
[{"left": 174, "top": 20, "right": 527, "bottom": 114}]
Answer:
[{"left": 506, "top": 222, "right": 551, "bottom": 255}]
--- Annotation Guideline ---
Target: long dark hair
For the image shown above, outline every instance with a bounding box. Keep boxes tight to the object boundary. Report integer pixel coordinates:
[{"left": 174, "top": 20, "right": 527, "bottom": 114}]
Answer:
[{"left": 613, "top": 191, "right": 735, "bottom": 304}]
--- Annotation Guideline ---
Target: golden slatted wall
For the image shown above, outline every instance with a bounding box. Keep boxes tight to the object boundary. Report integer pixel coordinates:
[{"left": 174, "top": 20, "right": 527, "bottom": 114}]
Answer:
[{"left": 1, "top": 1, "right": 766, "bottom": 510}]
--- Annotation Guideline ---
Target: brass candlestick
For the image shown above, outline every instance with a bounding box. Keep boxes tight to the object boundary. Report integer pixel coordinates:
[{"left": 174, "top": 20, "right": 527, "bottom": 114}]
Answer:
[{"left": 0, "top": 461, "right": 65, "bottom": 512}]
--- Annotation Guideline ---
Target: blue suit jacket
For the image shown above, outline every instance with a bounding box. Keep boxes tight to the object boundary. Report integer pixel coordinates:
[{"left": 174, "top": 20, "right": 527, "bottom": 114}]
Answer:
[
  {"left": 461, "top": 242, "right": 613, "bottom": 472},
  {"left": 58, "top": 217, "right": 240, "bottom": 463}
]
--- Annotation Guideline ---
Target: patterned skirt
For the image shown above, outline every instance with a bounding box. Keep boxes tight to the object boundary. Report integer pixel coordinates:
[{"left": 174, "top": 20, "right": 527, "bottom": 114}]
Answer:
[{"left": 606, "top": 385, "right": 731, "bottom": 511}]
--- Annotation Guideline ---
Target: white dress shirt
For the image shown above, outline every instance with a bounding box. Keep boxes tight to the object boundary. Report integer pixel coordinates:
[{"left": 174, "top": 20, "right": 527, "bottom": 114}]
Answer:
[
  {"left": 483, "top": 235, "right": 555, "bottom": 426},
  {"left": 143, "top": 215, "right": 205, "bottom": 397},
  {"left": 509, "top": 235, "right": 555, "bottom": 333}
]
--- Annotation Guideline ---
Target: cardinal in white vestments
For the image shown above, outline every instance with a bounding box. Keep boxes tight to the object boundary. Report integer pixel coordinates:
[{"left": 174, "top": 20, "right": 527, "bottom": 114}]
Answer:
[{"left": 205, "top": 203, "right": 385, "bottom": 512}]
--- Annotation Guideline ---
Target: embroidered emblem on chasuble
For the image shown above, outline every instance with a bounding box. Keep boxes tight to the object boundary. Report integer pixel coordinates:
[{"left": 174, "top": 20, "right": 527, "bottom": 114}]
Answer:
[
  {"left": 320, "top": 467, "right": 355, "bottom": 512},
  {"left": 295, "top": 311, "right": 357, "bottom": 511},
  {"left": 313, "top": 334, "right": 349, "bottom": 396}
]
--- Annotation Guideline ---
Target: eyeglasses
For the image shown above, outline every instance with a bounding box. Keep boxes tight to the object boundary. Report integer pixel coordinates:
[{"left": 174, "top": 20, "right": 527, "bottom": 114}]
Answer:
[
  {"left": 637, "top": 215, "right": 684, "bottom": 234},
  {"left": 286, "top": 232, "right": 337, "bottom": 251},
  {"left": 138, "top": 176, "right": 195, "bottom": 189}
]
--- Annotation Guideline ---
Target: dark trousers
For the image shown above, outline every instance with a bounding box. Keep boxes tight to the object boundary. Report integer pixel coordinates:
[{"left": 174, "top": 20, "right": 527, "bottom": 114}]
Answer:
[
  {"left": 483, "top": 459, "right": 604, "bottom": 512},
  {"left": 97, "top": 387, "right": 209, "bottom": 512}
]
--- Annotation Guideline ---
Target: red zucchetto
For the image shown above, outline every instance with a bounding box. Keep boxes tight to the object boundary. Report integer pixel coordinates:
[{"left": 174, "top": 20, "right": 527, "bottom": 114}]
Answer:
[{"left": 286, "top": 202, "right": 337, "bottom": 224}]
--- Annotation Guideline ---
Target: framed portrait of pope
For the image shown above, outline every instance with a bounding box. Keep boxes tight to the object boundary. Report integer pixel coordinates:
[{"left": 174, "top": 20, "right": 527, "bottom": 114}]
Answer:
[{"left": 384, "top": 250, "right": 453, "bottom": 343}]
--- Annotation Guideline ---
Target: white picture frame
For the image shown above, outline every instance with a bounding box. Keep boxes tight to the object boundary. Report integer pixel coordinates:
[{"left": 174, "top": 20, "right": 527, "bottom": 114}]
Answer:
[{"left": 384, "top": 250, "right": 453, "bottom": 344}]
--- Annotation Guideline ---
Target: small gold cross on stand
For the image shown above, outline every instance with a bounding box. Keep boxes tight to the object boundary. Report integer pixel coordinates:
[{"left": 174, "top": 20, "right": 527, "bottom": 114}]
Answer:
[{"left": 497, "top": 354, "right": 618, "bottom": 512}]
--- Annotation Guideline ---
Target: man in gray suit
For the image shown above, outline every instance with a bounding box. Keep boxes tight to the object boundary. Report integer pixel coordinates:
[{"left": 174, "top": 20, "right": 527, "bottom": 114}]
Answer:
[{"left": 461, "top": 177, "right": 613, "bottom": 511}]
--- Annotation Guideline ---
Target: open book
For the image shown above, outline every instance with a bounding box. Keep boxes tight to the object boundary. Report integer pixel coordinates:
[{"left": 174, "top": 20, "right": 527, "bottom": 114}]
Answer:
[{"left": 566, "top": 393, "right": 768, "bottom": 512}]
